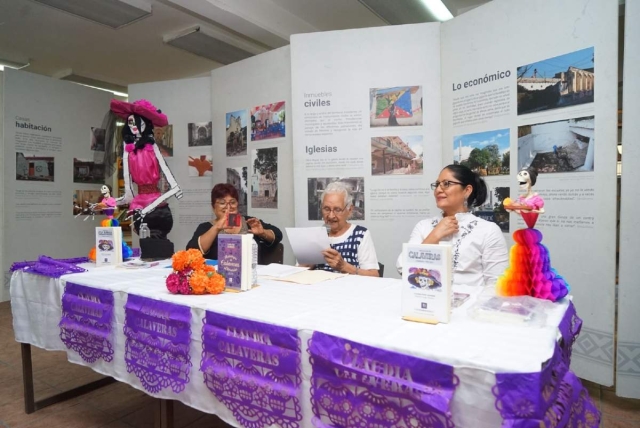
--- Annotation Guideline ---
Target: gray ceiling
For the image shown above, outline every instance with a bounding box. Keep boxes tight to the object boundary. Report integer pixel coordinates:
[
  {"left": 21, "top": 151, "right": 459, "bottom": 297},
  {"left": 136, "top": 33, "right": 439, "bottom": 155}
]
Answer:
[{"left": 0, "top": 0, "right": 490, "bottom": 89}]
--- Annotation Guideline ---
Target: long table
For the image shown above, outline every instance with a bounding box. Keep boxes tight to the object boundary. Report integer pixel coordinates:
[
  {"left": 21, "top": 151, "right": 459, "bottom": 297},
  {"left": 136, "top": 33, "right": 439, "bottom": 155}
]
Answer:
[{"left": 10, "top": 264, "right": 599, "bottom": 428}]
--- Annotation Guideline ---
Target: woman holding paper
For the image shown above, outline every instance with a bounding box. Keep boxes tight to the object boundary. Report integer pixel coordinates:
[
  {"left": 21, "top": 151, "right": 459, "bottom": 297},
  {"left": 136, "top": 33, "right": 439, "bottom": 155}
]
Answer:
[
  {"left": 314, "top": 182, "right": 380, "bottom": 277},
  {"left": 396, "top": 164, "right": 508, "bottom": 285},
  {"left": 186, "top": 183, "right": 282, "bottom": 259}
]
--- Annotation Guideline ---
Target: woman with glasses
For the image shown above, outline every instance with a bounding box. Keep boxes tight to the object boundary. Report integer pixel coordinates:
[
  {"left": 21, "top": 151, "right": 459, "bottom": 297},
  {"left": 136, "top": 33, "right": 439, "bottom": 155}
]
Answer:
[
  {"left": 313, "top": 182, "right": 380, "bottom": 276},
  {"left": 396, "top": 164, "right": 507, "bottom": 285},
  {"left": 186, "top": 183, "right": 282, "bottom": 259}
]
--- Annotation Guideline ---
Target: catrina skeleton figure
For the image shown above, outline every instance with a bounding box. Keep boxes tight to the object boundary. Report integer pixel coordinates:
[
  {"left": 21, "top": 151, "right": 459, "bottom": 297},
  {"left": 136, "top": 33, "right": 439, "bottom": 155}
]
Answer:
[{"left": 102, "top": 99, "right": 182, "bottom": 240}]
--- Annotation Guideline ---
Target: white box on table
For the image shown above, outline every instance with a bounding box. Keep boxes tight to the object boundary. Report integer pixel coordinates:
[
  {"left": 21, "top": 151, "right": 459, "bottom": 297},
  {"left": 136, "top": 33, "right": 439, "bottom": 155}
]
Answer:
[{"left": 95, "top": 227, "right": 123, "bottom": 267}]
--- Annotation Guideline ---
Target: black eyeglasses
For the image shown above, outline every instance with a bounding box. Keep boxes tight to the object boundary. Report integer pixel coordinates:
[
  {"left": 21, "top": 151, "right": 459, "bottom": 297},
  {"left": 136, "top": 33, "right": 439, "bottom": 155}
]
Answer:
[{"left": 430, "top": 180, "right": 464, "bottom": 190}]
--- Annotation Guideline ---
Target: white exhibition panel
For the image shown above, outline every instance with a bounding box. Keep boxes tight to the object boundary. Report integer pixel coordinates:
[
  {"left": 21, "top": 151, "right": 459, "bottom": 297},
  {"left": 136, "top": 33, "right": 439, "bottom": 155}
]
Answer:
[
  {"left": 2, "top": 69, "right": 112, "bottom": 302},
  {"left": 0, "top": 70, "right": 4, "bottom": 301},
  {"left": 129, "top": 77, "right": 213, "bottom": 253},
  {"left": 616, "top": 0, "right": 640, "bottom": 399},
  {"left": 291, "top": 23, "right": 442, "bottom": 278},
  {"left": 210, "top": 46, "right": 295, "bottom": 266},
  {"left": 440, "top": 0, "right": 618, "bottom": 386}
]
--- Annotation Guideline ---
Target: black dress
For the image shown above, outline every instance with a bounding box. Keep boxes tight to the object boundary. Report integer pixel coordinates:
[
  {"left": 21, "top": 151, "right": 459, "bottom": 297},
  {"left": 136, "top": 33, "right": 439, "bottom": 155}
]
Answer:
[{"left": 185, "top": 216, "right": 283, "bottom": 260}]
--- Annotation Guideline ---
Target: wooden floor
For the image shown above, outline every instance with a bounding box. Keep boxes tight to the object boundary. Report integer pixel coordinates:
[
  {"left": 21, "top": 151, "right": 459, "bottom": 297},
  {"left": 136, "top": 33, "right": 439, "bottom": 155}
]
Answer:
[{"left": 0, "top": 301, "right": 638, "bottom": 427}]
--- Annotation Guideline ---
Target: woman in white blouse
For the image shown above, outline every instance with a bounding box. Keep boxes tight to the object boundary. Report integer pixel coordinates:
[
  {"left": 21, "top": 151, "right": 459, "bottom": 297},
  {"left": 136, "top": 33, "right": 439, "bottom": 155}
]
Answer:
[{"left": 396, "top": 164, "right": 508, "bottom": 285}]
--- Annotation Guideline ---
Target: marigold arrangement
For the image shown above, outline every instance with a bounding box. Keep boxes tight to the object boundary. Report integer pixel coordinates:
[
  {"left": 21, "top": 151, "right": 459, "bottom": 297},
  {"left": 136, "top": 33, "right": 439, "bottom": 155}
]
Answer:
[{"left": 166, "top": 249, "right": 225, "bottom": 295}]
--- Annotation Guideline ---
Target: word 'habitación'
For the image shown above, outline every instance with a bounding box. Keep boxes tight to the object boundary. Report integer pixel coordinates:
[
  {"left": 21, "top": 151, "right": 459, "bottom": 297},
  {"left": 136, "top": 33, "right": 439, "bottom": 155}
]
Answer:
[
  {"left": 16, "top": 121, "right": 52, "bottom": 132},
  {"left": 304, "top": 91, "right": 332, "bottom": 107}
]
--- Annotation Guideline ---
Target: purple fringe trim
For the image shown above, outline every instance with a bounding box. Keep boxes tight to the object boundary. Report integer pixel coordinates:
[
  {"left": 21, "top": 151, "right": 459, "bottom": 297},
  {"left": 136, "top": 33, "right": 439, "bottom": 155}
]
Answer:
[
  {"left": 492, "top": 302, "right": 600, "bottom": 427},
  {"left": 11, "top": 255, "right": 89, "bottom": 278}
]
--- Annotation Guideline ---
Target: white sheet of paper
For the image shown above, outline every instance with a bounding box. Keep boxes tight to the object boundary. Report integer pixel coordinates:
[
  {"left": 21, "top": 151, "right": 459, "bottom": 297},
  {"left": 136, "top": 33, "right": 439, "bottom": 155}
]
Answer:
[
  {"left": 276, "top": 270, "right": 347, "bottom": 285},
  {"left": 257, "top": 264, "right": 309, "bottom": 278},
  {"left": 285, "top": 227, "right": 331, "bottom": 265}
]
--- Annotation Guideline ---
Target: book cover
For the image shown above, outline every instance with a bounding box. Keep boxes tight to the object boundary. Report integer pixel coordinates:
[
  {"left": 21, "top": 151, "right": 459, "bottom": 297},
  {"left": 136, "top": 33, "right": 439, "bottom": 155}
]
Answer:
[
  {"left": 218, "top": 234, "right": 257, "bottom": 291},
  {"left": 96, "top": 227, "right": 123, "bottom": 267},
  {"left": 401, "top": 243, "right": 452, "bottom": 324}
]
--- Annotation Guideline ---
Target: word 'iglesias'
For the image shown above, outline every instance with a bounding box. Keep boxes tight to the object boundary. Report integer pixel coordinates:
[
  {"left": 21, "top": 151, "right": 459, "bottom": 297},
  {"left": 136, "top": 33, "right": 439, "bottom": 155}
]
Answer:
[{"left": 307, "top": 145, "right": 337, "bottom": 155}]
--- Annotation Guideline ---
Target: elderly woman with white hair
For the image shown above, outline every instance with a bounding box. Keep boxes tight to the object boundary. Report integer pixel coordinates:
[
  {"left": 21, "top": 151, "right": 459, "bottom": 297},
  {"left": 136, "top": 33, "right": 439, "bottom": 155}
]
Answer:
[{"left": 314, "top": 181, "right": 380, "bottom": 277}]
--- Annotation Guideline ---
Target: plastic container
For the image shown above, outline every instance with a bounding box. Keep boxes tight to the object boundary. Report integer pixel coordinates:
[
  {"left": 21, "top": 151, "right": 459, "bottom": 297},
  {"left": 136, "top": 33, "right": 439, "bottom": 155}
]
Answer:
[{"left": 139, "top": 223, "right": 151, "bottom": 239}]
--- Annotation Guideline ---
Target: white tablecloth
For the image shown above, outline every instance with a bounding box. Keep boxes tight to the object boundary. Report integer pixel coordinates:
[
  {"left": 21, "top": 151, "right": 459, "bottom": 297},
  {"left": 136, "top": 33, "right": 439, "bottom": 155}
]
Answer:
[{"left": 11, "top": 264, "right": 570, "bottom": 428}]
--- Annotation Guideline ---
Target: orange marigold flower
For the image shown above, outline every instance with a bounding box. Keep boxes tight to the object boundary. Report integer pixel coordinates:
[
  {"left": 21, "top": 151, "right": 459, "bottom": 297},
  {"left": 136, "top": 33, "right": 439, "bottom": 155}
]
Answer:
[
  {"left": 205, "top": 272, "right": 225, "bottom": 295},
  {"left": 88, "top": 247, "right": 96, "bottom": 261},
  {"left": 172, "top": 251, "right": 190, "bottom": 272},
  {"left": 185, "top": 248, "right": 205, "bottom": 270},
  {"left": 189, "top": 270, "right": 209, "bottom": 295}
]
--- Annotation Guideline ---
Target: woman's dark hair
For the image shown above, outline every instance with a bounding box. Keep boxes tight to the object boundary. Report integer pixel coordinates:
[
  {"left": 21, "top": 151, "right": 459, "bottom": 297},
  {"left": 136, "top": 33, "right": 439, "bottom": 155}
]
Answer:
[
  {"left": 211, "top": 183, "right": 239, "bottom": 205},
  {"left": 443, "top": 164, "right": 487, "bottom": 207}
]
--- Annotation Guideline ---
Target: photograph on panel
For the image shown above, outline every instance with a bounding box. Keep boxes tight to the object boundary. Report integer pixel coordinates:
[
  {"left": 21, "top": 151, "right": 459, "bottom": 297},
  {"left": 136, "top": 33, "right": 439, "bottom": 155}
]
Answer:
[
  {"left": 371, "top": 135, "right": 423, "bottom": 175},
  {"left": 90, "top": 127, "right": 106, "bottom": 152},
  {"left": 472, "top": 186, "right": 510, "bottom": 233},
  {"left": 72, "top": 157, "right": 104, "bottom": 184},
  {"left": 251, "top": 147, "right": 278, "bottom": 209},
  {"left": 369, "top": 86, "right": 423, "bottom": 127},
  {"left": 453, "top": 128, "right": 510, "bottom": 176},
  {"left": 517, "top": 47, "right": 594, "bottom": 115},
  {"left": 226, "top": 109, "right": 248, "bottom": 157},
  {"left": 517, "top": 116, "right": 594, "bottom": 174},
  {"left": 187, "top": 121, "right": 213, "bottom": 147},
  {"left": 250, "top": 102, "right": 285, "bottom": 141},
  {"left": 227, "top": 167, "right": 248, "bottom": 216},
  {"left": 188, "top": 153, "right": 213, "bottom": 177},
  {"left": 307, "top": 177, "right": 365, "bottom": 221},
  {"left": 73, "top": 189, "right": 103, "bottom": 216},
  {"left": 154, "top": 124, "right": 173, "bottom": 157},
  {"left": 16, "top": 153, "right": 55, "bottom": 182}
]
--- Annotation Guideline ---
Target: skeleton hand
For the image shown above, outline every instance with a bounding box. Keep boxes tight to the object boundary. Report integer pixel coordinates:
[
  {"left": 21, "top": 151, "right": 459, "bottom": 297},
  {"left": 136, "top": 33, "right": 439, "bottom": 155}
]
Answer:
[{"left": 127, "top": 209, "right": 145, "bottom": 223}]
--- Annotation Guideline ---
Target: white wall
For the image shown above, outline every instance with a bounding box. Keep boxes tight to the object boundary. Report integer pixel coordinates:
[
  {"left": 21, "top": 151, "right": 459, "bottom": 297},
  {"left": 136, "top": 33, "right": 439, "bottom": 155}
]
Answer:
[
  {"left": 0, "top": 70, "right": 4, "bottom": 298},
  {"left": 211, "top": 46, "right": 295, "bottom": 265},
  {"left": 441, "top": 0, "right": 619, "bottom": 385},
  {"left": 291, "top": 24, "right": 442, "bottom": 277},
  {"left": 616, "top": 0, "right": 640, "bottom": 398},
  {"left": 2, "top": 70, "right": 112, "bottom": 301},
  {"left": 129, "top": 77, "right": 213, "bottom": 252}
]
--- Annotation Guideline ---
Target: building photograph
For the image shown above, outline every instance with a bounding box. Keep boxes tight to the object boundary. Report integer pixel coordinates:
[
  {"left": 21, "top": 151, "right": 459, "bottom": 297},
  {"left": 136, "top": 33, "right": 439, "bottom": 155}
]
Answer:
[{"left": 371, "top": 135, "right": 423, "bottom": 175}]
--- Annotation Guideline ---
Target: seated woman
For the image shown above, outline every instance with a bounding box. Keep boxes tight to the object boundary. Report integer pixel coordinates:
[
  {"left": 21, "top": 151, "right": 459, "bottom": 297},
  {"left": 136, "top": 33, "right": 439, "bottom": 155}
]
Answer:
[
  {"left": 396, "top": 164, "right": 508, "bottom": 285},
  {"left": 186, "top": 183, "right": 282, "bottom": 259},
  {"left": 314, "top": 182, "right": 380, "bottom": 277}
]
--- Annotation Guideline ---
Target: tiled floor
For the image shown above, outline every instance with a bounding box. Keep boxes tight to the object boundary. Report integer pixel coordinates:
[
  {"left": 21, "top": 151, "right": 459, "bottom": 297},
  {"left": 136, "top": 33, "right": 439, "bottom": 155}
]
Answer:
[{"left": 1, "top": 300, "right": 639, "bottom": 427}]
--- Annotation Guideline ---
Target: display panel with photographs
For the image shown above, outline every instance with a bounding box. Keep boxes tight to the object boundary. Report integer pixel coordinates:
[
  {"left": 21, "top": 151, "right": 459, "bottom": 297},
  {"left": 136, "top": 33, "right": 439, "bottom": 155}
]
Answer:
[
  {"left": 187, "top": 121, "right": 213, "bottom": 147},
  {"left": 453, "top": 129, "right": 510, "bottom": 176},
  {"left": 154, "top": 125, "right": 174, "bottom": 157},
  {"left": 307, "top": 177, "right": 365, "bottom": 221},
  {"left": 517, "top": 47, "right": 594, "bottom": 115},
  {"left": 369, "top": 86, "right": 423, "bottom": 127},
  {"left": 473, "top": 186, "right": 510, "bottom": 233},
  {"left": 371, "top": 135, "right": 423, "bottom": 175},
  {"left": 251, "top": 147, "right": 278, "bottom": 209},
  {"left": 227, "top": 167, "right": 248, "bottom": 216},
  {"left": 226, "top": 110, "right": 248, "bottom": 157},
  {"left": 250, "top": 102, "right": 285, "bottom": 141},
  {"left": 16, "top": 153, "right": 55, "bottom": 182},
  {"left": 517, "top": 116, "right": 594, "bottom": 174},
  {"left": 188, "top": 154, "right": 213, "bottom": 177}
]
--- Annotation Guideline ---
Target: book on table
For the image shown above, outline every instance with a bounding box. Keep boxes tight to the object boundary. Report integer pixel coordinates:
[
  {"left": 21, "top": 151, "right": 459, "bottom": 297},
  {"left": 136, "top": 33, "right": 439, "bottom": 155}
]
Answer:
[
  {"left": 217, "top": 234, "right": 258, "bottom": 291},
  {"left": 95, "top": 227, "right": 123, "bottom": 267},
  {"left": 401, "top": 243, "right": 452, "bottom": 324}
]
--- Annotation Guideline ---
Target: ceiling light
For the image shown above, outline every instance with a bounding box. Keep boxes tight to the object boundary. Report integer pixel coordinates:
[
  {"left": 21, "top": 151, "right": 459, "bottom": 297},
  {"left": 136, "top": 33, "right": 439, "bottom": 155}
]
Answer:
[
  {"left": 358, "top": 0, "right": 452, "bottom": 24},
  {"left": 53, "top": 69, "right": 128, "bottom": 97},
  {"left": 32, "top": 0, "right": 151, "bottom": 29},
  {"left": 164, "top": 25, "right": 267, "bottom": 65},
  {"left": 420, "top": 0, "right": 454, "bottom": 21},
  {"left": 0, "top": 58, "right": 30, "bottom": 70}
]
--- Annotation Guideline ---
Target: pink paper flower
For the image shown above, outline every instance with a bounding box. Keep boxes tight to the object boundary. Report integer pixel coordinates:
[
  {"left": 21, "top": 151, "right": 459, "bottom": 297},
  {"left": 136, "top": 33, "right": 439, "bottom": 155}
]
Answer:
[{"left": 166, "top": 272, "right": 181, "bottom": 294}]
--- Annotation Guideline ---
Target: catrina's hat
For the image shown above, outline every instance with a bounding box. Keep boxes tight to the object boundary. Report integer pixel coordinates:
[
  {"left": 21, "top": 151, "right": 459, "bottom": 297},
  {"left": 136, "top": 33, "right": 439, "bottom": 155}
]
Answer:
[{"left": 110, "top": 99, "right": 168, "bottom": 128}]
